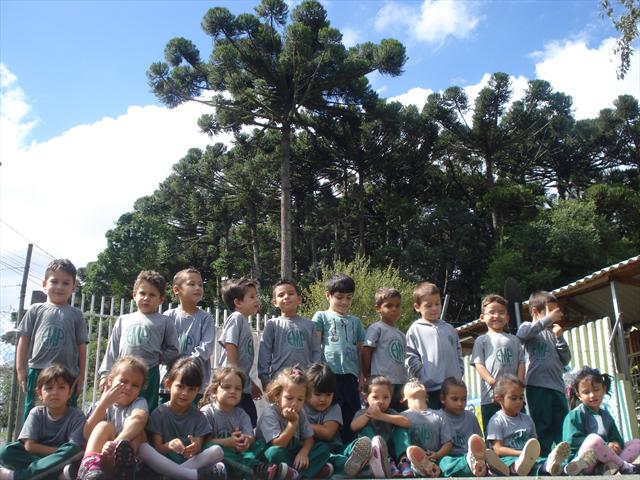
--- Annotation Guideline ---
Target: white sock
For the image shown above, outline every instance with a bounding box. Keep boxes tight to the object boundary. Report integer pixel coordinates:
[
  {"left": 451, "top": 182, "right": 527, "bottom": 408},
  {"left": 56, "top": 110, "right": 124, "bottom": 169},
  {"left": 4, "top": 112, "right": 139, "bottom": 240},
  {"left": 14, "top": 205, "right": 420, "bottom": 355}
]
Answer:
[
  {"left": 0, "top": 467, "right": 14, "bottom": 480},
  {"left": 182, "top": 445, "right": 224, "bottom": 469},
  {"left": 138, "top": 443, "right": 197, "bottom": 480},
  {"left": 620, "top": 461, "right": 635, "bottom": 474}
]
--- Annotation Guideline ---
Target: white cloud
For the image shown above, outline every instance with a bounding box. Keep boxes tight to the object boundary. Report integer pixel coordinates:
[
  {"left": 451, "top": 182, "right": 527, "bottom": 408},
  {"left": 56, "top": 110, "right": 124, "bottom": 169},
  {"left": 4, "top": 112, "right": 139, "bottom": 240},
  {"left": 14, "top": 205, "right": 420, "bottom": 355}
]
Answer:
[
  {"left": 389, "top": 87, "right": 433, "bottom": 108},
  {"left": 0, "top": 64, "right": 38, "bottom": 161},
  {"left": 341, "top": 27, "right": 360, "bottom": 48}
]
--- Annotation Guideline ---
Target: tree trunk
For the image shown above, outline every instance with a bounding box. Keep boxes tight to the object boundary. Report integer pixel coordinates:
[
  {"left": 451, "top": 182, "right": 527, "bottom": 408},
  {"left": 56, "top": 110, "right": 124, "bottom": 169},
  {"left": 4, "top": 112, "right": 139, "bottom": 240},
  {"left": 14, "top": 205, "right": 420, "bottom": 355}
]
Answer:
[
  {"left": 357, "top": 166, "right": 366, "bottom": 256},
  {"left": 280, "top": 122, "right": 293, "bottom": 279},
  {"left": 249, "top": 213, "right": 261, "bottom": 280}
]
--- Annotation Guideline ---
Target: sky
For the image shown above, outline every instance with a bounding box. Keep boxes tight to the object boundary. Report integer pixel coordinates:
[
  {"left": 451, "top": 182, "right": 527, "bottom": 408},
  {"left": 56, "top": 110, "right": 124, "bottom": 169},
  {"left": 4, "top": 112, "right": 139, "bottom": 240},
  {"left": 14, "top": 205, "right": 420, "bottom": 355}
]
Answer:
[{"left": 1, "top": 0, "right": 639, "bottom": 322}]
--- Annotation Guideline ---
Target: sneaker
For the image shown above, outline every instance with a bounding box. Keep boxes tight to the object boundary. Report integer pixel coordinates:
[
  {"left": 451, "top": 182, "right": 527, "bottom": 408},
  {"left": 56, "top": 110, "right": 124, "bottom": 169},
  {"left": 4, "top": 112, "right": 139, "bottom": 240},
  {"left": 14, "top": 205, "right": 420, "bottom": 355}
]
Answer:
[
  {"left": 277, "top": 463, "right": 300, "bottom": 480},
  {"left": 565, "top": 448, "right": 598, "bottom": 475},
  {"left": 544, "top": 441, "right": 570, "bottom": 476},
  {"left": 253, "top": 462, "right": 279, "bottom": 480},
  {"left": 62, "top": 463, "right": 79, "bottom": 480},
  {"left": 317, "top": 463, "right": 334, "bottom": 478},
  {"left": 466, "top": 434, "right": 487, "bottom": 477},
  {"left": 77, "top": 454, "right": 105, "bottom": 480},
  {"left": 484, "top": 449, "right": 509, "bottom": 476},
  {"left": 344, "top": 436, "right": 372, "bottom": 477},
  {"left": 398, "top": 458, "right": 414, "bottom": 477},
  {"left": 197, "top": 463, "right": 227, "bottom": 480},
  {"left": 406, "top": 446, "right": 441, "bottom": 478},
  {"left": 390, "top": 460, "right": 402, "bottom": 478},
  {"left": 0, "top": 467, "right": 13, "bottom": 480},
  {"left": 113, "top": 440, "right": 137, "bottom": 480},
  {"left": 512, "top": 438, "right": 540, "bottom": 476},
  {"left": 370, "top": 436, "right": 392, "bottom": 478}
]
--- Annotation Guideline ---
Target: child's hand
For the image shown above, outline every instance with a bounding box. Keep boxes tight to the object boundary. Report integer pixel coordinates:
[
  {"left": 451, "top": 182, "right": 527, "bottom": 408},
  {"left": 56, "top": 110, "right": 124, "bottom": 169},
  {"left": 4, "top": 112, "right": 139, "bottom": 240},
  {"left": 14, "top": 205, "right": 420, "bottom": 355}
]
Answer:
[
  {"left": 293, "top": 451, "right": 309, "bottom": 470},
  {"left": 101, "top": 382, "right": 126, "bottom": 407},
  {"left": 236, "top": 434, "right": 250, "bottom": 452},
  {"left": 182, "top": 435, "right": 200, "bottom": 458},
  {"left": 608, "top": 442, "right": 622, "bottom": 455},
  {"left": 231, "top": 428, "right": 249, "bottom": 452},
  {"left": 552, "top": 324, "right": 564, "bottom": 337},
  {"left": 102, "top": 440, "right": 117, "bottom": 458},
  {"left": 425, "top": 450, "right": 438, "bottom": 461},
  {"left": 17, "top": 369, "right": 27, "bottom": 393},
  {"left": 366, "top": 402, "right": 384, "bottom": 420},
  {"left": 251, "top": 381, "right": 263, "bottom": 400},
  {"left": 282, "top": 407, "right": 299, "bottom": 423},
  {"left": 548, "top": 307, "right": 563, "bottom": 325},
  {"left": 99, "top": 376, "right": 109, "bottom": 393},
  {"left": 168, "top": 438, "right": 185, "bottom": 454}
]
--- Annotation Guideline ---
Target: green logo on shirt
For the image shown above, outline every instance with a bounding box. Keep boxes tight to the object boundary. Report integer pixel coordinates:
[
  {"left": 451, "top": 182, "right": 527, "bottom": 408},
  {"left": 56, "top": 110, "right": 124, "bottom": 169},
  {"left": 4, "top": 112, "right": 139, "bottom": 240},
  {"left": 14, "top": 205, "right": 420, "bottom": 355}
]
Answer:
[
  {"left": 179, "top": 333, "right": 194, "bottom": 353},
  {"left": 125, "top": 325, "right": 150, "bottom": 347},
  {"left": 387, "top": 339, "right": 405, "bottom": 363},
  {"left": 453, "top": 432, "right": 465, "bottom": 448},
  {"left": 495, "top": 347, "right": 513, "bottom": 365},
  {"left": 509, "top": 429, "right": 529, "bottom": 450},
  {"left": 287, "top": 329, "right": 307, "bottom": 349},
  {"left": 414, "top": 425, "right": 432, "bottom": 444},
  {"left": 39, "top": 325, "right": 65, "bottom": 349},
  {"left": 248, "top": 338, "right": 254, "bottom": 356},
  {"left": 531, "top": 340, "right": 549, "bottom": 359}
]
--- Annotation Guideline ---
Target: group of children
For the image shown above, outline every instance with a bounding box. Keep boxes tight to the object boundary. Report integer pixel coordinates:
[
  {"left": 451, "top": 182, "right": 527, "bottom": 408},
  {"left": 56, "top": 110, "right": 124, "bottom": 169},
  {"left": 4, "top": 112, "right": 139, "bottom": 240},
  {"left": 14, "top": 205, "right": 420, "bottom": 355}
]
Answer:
[{"left": 0, "top": 259, "right": 638, "bottom": 480}]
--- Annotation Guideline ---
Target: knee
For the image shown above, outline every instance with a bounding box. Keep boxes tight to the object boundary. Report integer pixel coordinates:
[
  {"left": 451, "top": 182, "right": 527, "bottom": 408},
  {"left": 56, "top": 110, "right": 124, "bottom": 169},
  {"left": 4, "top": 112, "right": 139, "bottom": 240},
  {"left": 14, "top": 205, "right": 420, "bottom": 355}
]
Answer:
[{"left": 584, "top": 433, "right": 605, "bottom": 447}]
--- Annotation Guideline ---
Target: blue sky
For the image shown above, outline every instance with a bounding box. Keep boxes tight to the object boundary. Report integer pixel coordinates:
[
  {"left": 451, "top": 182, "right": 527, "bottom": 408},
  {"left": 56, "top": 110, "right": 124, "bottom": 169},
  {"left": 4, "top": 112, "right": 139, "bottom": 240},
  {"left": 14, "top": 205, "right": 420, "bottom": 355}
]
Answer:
[{"left": 0, "top": 0, "right": 638, "bottom": 318}]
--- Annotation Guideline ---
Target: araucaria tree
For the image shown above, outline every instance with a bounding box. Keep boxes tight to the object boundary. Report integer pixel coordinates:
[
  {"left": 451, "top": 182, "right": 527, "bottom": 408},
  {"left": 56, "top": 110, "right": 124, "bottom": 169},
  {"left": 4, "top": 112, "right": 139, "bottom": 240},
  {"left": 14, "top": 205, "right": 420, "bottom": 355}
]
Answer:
[{"left": 147, "top": 0, "right": 406, "bottom": 278}]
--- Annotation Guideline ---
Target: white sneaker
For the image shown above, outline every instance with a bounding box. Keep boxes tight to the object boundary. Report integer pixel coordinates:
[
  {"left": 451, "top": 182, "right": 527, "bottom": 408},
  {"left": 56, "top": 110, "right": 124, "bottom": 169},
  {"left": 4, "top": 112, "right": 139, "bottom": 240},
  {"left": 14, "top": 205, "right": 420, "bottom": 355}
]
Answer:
[
  {"left": 544, "top": 441, "right": 570, "bottom": 476},
  {"left": 344, "top": 436, "right": 372, "bottom": 477},
  {"left": 565, "top": 448, "right": 598, "bottom": 475},
  {"left": 513, "top": 438, "right": 540, "bottom": 476},
  {"left": 484, "top": 448, "right": 509, "bottom": 476},
  {"left": 370, "top": 436, "right": 391, "bottom": 478}
]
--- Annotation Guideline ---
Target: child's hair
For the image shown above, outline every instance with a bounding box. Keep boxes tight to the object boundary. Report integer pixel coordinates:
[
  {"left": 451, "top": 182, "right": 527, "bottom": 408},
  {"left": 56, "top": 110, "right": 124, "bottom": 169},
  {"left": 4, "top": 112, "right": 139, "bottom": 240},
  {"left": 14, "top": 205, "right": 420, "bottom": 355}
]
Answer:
[
  {"left": 569, "top": 366, "right": 613, "bottom": 409},
  {"left": 109, "top": 355, "right": 148, "bottom": 382},
  {"left": 133, "top": 270, "right": 166, "bottom": 296},
  {"left": 45, "top": 258, "right": 77, "bottom": 282},
  {"left": 413, "top": 282, "right": 440, "bottom": 304},
  {"left": 306, "top": 363, "right": 336, "bottom": 396},
  {"left": 528, "top": 290, "right": 558, "bottom": 314},
  {"left": 481, "top": 294, "right": 507, "bottom": 311},
  {"left": 363, "top": 375, "right": 393, "bottom": 402},
  {"left": 265, "top": 366, "right": 310, "bottom": 404},
  {"left": 493, "top": 374, "right": 525, "bottom": 398},
  {"left": 440, "top": 376, "right": 467, "bottom": 398},
  {"left": 173, "top": 267, "right": 202, "bottom": 287},
  {"left": 37, "top": 364, "right": 75, "bottom": 390},
  {"left": 166, "top": 357, "right": 203, "bottom": 388},
  {"left": 375, "top": 287, "right": 401, "bottom": 307},
  {"left": 221, "top": 277, "right": 259, "bottom": 311},
  {"left": 326, "top": 273, "right": 355, "bottom": 295},
  {"left": 200, "top": 366, "right": 246, "bottom": 407},
  {"left": 273, "top": 279, "right": 300, "bottom": 296}
]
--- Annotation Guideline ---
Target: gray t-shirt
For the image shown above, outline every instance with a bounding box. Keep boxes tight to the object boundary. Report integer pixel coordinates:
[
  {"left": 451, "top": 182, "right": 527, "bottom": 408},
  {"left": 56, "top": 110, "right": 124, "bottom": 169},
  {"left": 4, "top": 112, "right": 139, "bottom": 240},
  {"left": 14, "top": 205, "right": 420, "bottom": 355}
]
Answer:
[
  {"left": 353, "top": 407, "right": 399, "bottom": 443},
  {"left": 258, "top": 316, "right": 321, "bottom": 386},
  {"left": 405, "top": 319, "right": 463, "bottom": 390},
  {"left": 401, "top": 409, "right": 452, "bottom": 452},
  {"left": 516, "top": 315, "right": 571, "bottom": 392},
  {"left": 99, "top": 312, "right": 179, "bottom": 376},
  {"left": 437, "top": 409, "right": 483, "bottom": 456},
  {"left": 200, "top": 404, "right": 253, "bottom": 438},
  {"left": 19, "top": 405, "right": 86, "bottom": 446},
  {"left": 88, "top": 397, "right": 148, "bottom": 435},
  {"left": 304, "top": 403, "right": 343, "bottom": 448},
  {"left": 364, "top": 321, "right": 407, "bottom": 384},
  {"left": 256, "top": 404, "right": 314, "bottom": 450},
  {"left": 218, "top": 311, "right": 255, "bottom": 395},
  {"left": 486, "top": 410, "right": 537, "bottom": 450},
  {"left": 471, "top": 332, "right": 525, "bottom": 404},
  {"left": 18, "top": 303, "right": 89, "bottom": 376},
  {"left": 147, "top": 403, "right": 211, "bottom": 442}
]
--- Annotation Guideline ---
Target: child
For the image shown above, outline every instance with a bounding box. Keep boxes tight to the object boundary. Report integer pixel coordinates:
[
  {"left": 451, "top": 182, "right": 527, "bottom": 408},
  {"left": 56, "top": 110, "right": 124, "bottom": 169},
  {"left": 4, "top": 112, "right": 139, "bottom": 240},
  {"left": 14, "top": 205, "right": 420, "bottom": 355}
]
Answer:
[
  {"left": 0, "top": 365, "right": 86, "bottom": 480},
  {"left": 312, "top": 273, "right": 365, "bottom": 443},
  {"left": 218, "top": 277, "right": 262, "bottom": 427},
  {"left": 258, "top": 280, "right": 321, "bottom": 390},
  {"left": 516, "top": 290, "right": 571, "bottom": 456},
  {"left": 77, "top": 356, "right": 149, "bottom": 480},
  {"left": 471, "top": 294, "right": 525, "bottom": 431},
  {"left": 138, "top": 357, "right": 226, "bottom": 480},
  {"left": 405, "top": 282, "right": 462, "bottom": 409},
  {"left": 200, "top": 366, "right": 278, "bottom": 480},
  {"left": 486, "top": 374, "right": 570, "bottom": 476},
  {"left": 16, "top": 258, "right": 88, "bottom": 420},
  {"left": 436, "top": 377, "right": 489, "bottom": 477},
  {"left": 162, "top": 268, "right": 216, "bottom": 403},
  {"left": 256, "top": 366, "right": 332, "bottom": 479},
  {"left": 98, "top": 270, "right": 179, "bottom": 412},
  {"left": 350, "top": 375, "right": 411, "bottom": 478},
  {"left": 563, "top": 366, "right": 640, "bottom": 475},
  {"left": 362, "top": 288, "right": 407, "bottom": 411}
]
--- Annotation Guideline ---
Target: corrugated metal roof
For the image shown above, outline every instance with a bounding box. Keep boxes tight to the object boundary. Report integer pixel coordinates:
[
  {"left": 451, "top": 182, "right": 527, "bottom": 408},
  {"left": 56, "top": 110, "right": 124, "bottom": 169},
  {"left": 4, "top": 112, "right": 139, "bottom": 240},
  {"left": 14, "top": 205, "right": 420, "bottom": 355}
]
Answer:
[{"left": 551, "top": 255, "right": 640, "bottom": 297}]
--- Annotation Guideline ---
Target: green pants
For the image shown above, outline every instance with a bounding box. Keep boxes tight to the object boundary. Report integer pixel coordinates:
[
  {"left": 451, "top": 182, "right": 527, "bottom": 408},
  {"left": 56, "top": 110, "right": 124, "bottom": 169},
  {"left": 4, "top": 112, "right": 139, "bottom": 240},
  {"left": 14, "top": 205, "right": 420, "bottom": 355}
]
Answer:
[
  {"left": 262, "top": 442, "right": 330, "bottom": 478},
  {"left": 526, "top": 385, "right": 567, "bottom": 456},
  {"left": 24, "top": 368, "right": 78, "bottom": 422},
  {"left": 480, "top": 403, "right": 500, "bottom": 434},
  {"left": 204, "top": 440, "right": 266, "bottom": 479},
  {"left": 389, "top": 426, "right": 411, "bottom": 460},
  {"left": 0, "top": 441, "right": 82, "bottom": 480},
  {"left": 499, "top": 455, "right": 545, "bottom": 474},
  {"left": 142, "top": 365, "right": 160, "bottom": 412},
  {"left": 439, "top": 455, "right": 471, "bottom": 477}
]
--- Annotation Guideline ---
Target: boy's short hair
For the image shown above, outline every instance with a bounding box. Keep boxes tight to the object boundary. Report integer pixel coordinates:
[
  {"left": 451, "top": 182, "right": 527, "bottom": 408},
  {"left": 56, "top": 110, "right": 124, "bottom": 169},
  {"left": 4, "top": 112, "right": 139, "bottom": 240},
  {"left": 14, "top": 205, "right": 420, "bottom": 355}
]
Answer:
[
  {"left": 481, "top": 294, "right": 507, "bottom": 312},
  {"left": 326, "top": 273, "right": 355, "bottom": 295},
  {"left": 173, "top": 267, "right": 202, "bottom": 286},
  {"left": 273, "top": 279, "right": 300, "bottom": 296},
  {"left": 45, "top": 259, "right": 77, "bottom": 282},
  {"left": 133, "top": 270, "right": 166, "bottom": 296},
  {"left": 37, "top": 364, "right": 75, "bottom": 390},
  {"left": 413, "top": 282, "right": 440, "bottom": 304},
  {"left": 528, "top": 290, "right": 558, "bottom": 314},
  {"left": 375, "top": 287, "right": 401, "bottom": 307},
  {"left": 221, "top": 278, "right": 259, "bottom": 311}
]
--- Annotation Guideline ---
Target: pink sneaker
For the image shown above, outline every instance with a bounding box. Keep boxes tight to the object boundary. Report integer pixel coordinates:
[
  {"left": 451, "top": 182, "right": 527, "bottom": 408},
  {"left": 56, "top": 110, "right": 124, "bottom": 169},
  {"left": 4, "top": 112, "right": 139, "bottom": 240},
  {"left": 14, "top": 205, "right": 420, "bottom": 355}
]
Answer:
[{"left": 370, "top": 436, "right": 392, "bottom": 478}]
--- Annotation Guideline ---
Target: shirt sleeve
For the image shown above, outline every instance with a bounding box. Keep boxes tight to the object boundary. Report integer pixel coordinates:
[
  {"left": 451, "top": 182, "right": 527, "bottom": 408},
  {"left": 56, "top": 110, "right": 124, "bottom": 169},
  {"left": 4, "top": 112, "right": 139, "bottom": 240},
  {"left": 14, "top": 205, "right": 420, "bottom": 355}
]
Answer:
[
  {"left": 439, "top": 416, "right": 454, "bottom": 444},
  {"left": 300, "top": 411, "right": 314, "bottom": 440},
  {"left": 356, "top": 318, "right": 366, "bottom": 343},
  {"left": 485, "top": 415, "right": 503, "bottom": 442},
  {"left": 192, "top": 311, "right": 215, "bottom": 363},
  {"left": 68, "top": 409, "right": 87, "bottom": 445},
  {"left": 364, "top": 323, "right": 381, "bottom": 348},
  {"left": 258, "top": 320, "right": 274, "bottom": 385},
  {"left": 221, "top": 315, "right": 241, "bottom": 347},
  {"left": 470, "top": 336, "right": 485, "bottom": 366},
  {"left": 99, "top": 317, "right": 122, "bottom": 377},
  {"left": 257, "top": 407, "right": 283, "bottom": 444},
  {"left": 18, "top": 407, "right": 41, "bottom": 440},
  {"left": 405, "top": 326, "right": 426, "bottom": 383},
  {"left": 160, "top": 316, "right": 180, "bottom": 365},
  {"left": 146, "top": 408, "right": 164, "bottom": 436},
  {"left": 75, "top": 309, "right": 89, "bottom": 344},
  {"left": 238, "top": 409, "right": 253, "bottom": 436}
]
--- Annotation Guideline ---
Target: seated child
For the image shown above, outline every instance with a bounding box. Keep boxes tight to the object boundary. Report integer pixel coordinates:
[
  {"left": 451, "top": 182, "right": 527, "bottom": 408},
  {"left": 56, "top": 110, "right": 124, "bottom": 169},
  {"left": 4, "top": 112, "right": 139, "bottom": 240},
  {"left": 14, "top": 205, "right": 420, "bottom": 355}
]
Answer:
[
  {"left": 77, "top": 355, "right": 149, "bottom": 480},
  {"left": 350, "top": 375, "right": 411, "bottom": 478},
  {"left": 256, "top": 366, "right": 332, "bottom": 479},
  {"left": 138, "top": 357, "right": 226, "bottom": 480},
  {"left": 563, "top": 366, "right": 640, "bottom": 475},
  {"left": 0, "top": 365, "right": 86, "bottom": 480}
]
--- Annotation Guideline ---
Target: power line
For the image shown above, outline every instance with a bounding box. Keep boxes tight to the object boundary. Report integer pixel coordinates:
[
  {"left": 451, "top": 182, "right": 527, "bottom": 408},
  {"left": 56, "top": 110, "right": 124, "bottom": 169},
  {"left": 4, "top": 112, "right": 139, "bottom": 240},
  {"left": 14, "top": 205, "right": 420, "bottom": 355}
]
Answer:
[{"left": 0, "top": 219, "right": 57, "bottom": 259}]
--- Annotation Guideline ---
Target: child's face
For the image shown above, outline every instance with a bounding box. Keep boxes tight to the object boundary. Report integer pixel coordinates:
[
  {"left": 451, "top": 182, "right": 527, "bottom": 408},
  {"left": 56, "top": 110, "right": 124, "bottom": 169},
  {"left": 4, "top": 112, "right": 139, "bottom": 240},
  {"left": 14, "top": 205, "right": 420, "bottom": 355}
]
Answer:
[
  {"left": 307, "top": 391, "right": 334, "bottom": 412},
  {"left": 481, "top": 302, "right": 509, "bottom": 332},
  {"left": 497, "top": 384, "right": 524, "bottom": 417},
  {"left": 109, "top": 367, "right": 145, "bottom": 406},
  {"left": 403, "top": 380, "right": 427, "bottom": 405},
  {"left": 174, "top": 273, "right": 204, "bottom": 306},
  {"left": 43, "top": 270, "right": 75, "bottom": 306},
  {"left": 279, "top": 383, "right": 307, "bottom": 413},
  {"left": 167, "top": 375, "right": 200, "bottom": 411},
  {"left": 39, "top": 378, "right": 72, "bottom": 410},
  {"left": 272, "top": 284, "right": 301, "bottom": 317},
  {"left": 414, "top": 293, "right": 441, "bottom": 322},
  {"left": 376, "top": 297, "right": 401, "bottom": 325},
  {"left": 216, "top": 373, "right": 243, "bottom": 408},
  {"left": 325, "top": 291, "right": 353, "bottom": 315},
  {"left": 235, "top": 286, "right": 260, "bottom": 317},
  {"left": 366, "top": 384, "right": 392, "bottom": 411},
  {"left": 134, "top": 280, "right": 164, "bottom": 314},
  {"left": 441, "top": 385, "right": 467, "bottom": 416},
  {"left": 577, "top": 378, "right": 605, "bottom": 411}
]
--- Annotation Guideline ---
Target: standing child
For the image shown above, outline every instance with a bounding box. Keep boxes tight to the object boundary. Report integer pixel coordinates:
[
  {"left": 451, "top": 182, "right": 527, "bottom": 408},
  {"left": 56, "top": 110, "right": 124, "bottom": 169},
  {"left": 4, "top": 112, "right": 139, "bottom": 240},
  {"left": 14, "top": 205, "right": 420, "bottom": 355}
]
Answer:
[
  {"left": 405, "top": 282, "right": 462, "bottom": 410},
  {"left": 77, "top": 356, "right": 149, "bottom": 480},
  {"left": 362, "top": 288, "right": 407, "bottom": 411},
  {"left": 99, "top": 270, "right": 179, "bottom": 412},
  {"left": 258, "top": 280, "right": 321, "bottom": 390},
  {"left": 471, "top": 294, "right": 525, "bottom": 431},
  {"left": 563, "top": 366, "right": 640, "bottom": 475},
  {"left": 0, "top": 365, "right": 86, "bottom": 480},
  {"left": 16, "top": 259, "right": 88, "bottom": 420},
  {"left": 138, "top": 357, "right": 226, "bottom": 480},
  {"left": 516, "top": 290, "right": 571, "bottom": 456},
  {"left": 312, "top": 273, "right": 366, "bottom": 443},
  {"left": 218, "top": 278, "right": 262, "bottom": 427},
  {"left": 256, "top": 367, "right": 332, "bottom": 480}
]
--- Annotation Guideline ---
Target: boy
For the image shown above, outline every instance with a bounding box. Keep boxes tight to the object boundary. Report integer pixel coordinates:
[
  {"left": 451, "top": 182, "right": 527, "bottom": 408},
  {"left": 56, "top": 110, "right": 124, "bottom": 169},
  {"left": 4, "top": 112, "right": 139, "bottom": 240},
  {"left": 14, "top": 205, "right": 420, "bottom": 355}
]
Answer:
[
  {"left": 218, "top": 277, "right": 262, "bottom": 427},
  {"left": 0, "top": 365, "right": 86, "bottom": 480},
  {"left": 517, "top": 290, "right": 571, "bottom": 456},
  {"left": 258, "top": 279, "right": 321, "bottom": 390},
  {"left": 362, "top": 288, "right": 407, "bottom": 411},
  {"left": 471, "top": 294, "right": 525, "bottom": 431},
  {"left": 98, "top": 270, "right": 179, "bottom": 412},
  {"left": 312, "top": 273, "right": 365, "bottom": 443},
  {"left": 405, "top": 282, "right": 462, "bottom": 409},
  {"left": 16, "top": 258, "right": 88, "bottom": 420}
]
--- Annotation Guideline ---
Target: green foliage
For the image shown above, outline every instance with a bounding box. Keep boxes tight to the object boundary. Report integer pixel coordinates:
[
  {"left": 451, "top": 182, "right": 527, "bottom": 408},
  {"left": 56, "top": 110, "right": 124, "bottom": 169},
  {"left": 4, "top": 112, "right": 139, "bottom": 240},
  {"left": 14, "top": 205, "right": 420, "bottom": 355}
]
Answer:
[{"left": 601, "top": 0, "right": 640, "bottom": 79}]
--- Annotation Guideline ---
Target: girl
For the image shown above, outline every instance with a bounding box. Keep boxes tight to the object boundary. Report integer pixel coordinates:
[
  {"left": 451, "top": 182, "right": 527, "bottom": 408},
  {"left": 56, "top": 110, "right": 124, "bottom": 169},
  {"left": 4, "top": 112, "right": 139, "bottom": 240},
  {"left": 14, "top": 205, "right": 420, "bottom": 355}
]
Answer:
[
  {"left": 77, "top": 356, "right": 150, "bottom": 480},
  {"left": 350, "top": 375, "right": 411, "bottom": 478},
  {"left": 256, "top": 366, "right": 331, "bottom": 480},
  {"left": 200, "top": 366, "right": 278, "bottom": 480},
  {"left": 138, "top": 357, "right": 226, "bottom": 480},
  {"left": 563, "top": 366, "right": 640, "bottom": 475},
  {"left": 486, "top": 374, "right": 570, "bottom": 476}
]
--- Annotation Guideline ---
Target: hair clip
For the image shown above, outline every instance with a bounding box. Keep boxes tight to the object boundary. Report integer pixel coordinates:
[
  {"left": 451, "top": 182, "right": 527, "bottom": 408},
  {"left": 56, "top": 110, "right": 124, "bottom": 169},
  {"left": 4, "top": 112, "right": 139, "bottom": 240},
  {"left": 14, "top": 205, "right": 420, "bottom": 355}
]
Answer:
[{"left": 291, "top": 364, "right": 304, "bottom": 378}]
